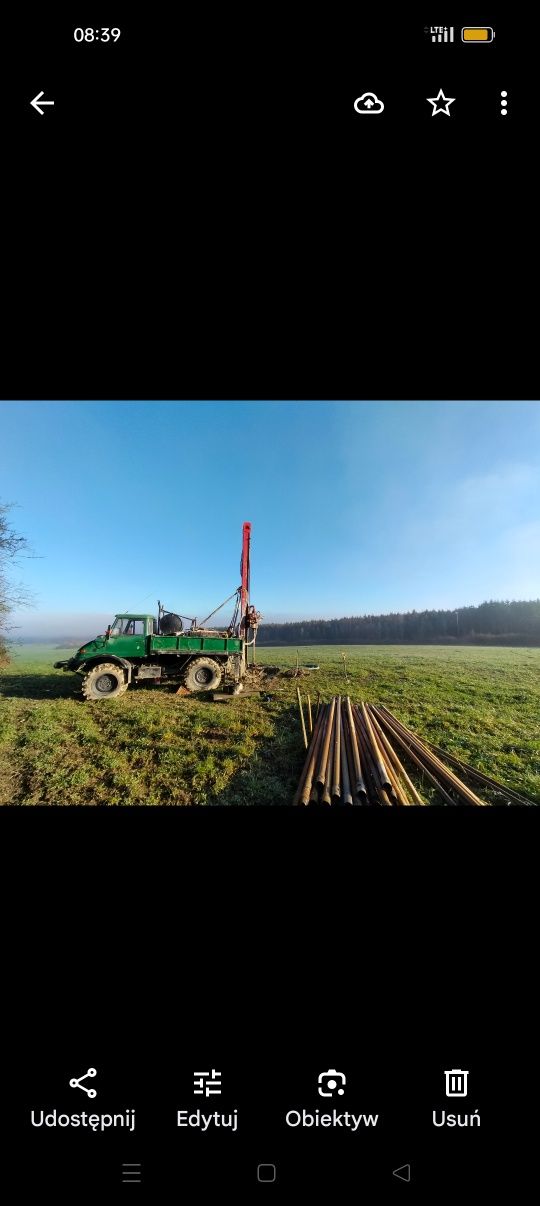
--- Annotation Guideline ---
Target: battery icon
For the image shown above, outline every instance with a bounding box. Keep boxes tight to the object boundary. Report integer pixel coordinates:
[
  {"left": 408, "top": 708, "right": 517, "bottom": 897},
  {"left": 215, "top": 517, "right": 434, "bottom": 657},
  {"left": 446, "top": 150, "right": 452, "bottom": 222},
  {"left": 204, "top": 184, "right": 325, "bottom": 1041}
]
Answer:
[{"left": 461, "top": 26, "right": 495, "bottom": 42}]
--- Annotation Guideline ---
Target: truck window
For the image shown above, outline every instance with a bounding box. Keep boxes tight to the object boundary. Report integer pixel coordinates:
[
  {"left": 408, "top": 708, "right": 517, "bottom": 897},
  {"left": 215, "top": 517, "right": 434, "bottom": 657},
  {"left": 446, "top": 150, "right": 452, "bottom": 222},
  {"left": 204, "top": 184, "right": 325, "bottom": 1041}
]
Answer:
[{"left": 123, "top": 619, "right": 145, "bottom": 635}]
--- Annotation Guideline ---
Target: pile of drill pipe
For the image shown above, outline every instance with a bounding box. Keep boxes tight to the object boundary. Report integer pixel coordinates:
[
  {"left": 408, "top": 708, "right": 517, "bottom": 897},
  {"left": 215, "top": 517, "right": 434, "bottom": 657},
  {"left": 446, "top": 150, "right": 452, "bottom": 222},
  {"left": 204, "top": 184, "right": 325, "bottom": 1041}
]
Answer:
[
  {"left": 293, "top": 697, "right": 509, "bottom": 806},
  {"left": 293, "top": 696, "right": 425, "bottom": 806}
]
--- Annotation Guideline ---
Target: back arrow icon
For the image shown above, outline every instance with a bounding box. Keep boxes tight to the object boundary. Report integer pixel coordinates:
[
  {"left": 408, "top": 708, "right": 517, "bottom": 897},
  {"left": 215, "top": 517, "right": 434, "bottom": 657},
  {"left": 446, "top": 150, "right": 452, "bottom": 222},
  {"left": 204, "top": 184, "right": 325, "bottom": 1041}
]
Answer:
[{"left": 30, "top": 91, "right": 55, "bottom": 115}]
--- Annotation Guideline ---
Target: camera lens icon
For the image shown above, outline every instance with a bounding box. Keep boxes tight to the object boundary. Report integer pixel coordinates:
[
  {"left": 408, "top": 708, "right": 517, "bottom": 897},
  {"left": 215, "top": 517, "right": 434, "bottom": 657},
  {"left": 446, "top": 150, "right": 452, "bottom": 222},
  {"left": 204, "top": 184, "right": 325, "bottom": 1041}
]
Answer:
[{"left": 318, "top": 1068, "right": 346, "bottom": 1097}]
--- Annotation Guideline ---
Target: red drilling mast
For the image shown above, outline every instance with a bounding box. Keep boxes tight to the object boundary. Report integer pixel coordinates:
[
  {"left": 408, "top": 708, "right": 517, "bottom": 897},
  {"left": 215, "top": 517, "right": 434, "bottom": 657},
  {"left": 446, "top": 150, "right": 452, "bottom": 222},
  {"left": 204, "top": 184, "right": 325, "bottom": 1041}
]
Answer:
[
  {"left": 239, "top": 522, "right": 261, "bottom": 663},
  {"left": 240, "top": 521, "right": 251, "bottom": 623}
]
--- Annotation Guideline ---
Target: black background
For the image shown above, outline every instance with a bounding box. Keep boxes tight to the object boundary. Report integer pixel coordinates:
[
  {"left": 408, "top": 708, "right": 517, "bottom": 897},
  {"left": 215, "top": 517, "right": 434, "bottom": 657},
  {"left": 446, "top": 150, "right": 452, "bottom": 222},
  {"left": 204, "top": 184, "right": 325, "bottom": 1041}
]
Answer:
[
  {"left": 4, "top": 8, "right": 534, "bottom": 400},
  {"left": 2, "top": 8, "right": 538, "bottom": 1198}
]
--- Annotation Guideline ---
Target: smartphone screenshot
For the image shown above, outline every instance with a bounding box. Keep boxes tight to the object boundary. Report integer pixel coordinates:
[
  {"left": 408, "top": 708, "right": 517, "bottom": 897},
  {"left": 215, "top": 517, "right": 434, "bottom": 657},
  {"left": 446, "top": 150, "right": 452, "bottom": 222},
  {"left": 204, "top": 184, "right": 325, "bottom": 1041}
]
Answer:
[{"left": 1, "top": 11, "right": 537, "bottom": 1199}]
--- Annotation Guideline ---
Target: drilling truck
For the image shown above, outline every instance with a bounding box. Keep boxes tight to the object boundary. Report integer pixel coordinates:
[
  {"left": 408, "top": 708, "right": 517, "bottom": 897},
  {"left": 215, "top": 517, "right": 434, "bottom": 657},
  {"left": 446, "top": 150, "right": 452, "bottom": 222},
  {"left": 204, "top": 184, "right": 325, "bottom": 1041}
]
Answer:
[{"left": 54, "top": 523, "right": 260, "bottom": 700}]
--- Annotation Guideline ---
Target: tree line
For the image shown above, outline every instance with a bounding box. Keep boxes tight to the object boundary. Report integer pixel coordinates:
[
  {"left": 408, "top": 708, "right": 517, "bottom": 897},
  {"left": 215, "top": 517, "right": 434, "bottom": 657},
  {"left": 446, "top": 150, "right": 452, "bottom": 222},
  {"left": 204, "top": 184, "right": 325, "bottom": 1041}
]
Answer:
[{"left": 258, "top": 600, "right": 540, "bottom": 646}]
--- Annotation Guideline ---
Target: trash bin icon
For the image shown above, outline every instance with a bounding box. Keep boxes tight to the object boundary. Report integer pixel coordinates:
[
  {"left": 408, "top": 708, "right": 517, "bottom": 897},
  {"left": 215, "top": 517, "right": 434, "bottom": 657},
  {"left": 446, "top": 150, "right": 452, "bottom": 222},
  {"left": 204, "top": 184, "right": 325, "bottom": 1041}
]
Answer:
[{"left": 444, "top": 1069, "right": 469, "bottom": 1097}]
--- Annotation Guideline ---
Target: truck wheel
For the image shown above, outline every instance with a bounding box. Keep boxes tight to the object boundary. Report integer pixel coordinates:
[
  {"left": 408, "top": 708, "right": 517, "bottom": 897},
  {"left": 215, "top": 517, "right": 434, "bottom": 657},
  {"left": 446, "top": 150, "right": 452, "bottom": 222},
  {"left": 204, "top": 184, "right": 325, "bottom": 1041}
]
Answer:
[
  {"left": 183, "top": 657, "right": 223, "bottom": 692},
  {"left": 82, "top": 663, "right": 129, "bottom": 701}
]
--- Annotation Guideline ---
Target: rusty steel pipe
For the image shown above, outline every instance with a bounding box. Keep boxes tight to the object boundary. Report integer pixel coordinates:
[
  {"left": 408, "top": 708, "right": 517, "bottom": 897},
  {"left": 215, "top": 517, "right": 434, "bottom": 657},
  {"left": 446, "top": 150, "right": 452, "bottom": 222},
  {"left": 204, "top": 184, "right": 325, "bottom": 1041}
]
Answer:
[
  {"left": 353, "top": 710, "right": 388, "bottom": 803},
  {"left": 357, "top": 711, "right": 399, "bottom": 806},
  {"left": 293, "top": 704, "right": 327, "bottom": 806},
  {"left": 367, "top": 704, "right": 425, "bottom": 805},
  {"left": 299, "top": 712, "right": 327, "bottom": 805},
  {"left": 370, "top": 710, "right": 460, "bottom": 806},
  {"left": 317, "top": 697, "right": 336, "bottom": 789},
  {"left": 373, "top": 706, "right": 486, "bottom": 806},
  {"left": 354, "top": 715, "right": 388, "bottom": 805},
  {"left": 367, "top": 724, "right": 408, "bottom": 805},
  {"left": 322, "top": 726, "right": 335, "bottom": 805},
  {"left": 332, "top": 696, "right": 342, "bottom": 800},
  {"left": 311, "top": 704, "right": 332, "bottom": 802},
  {"left": 341, "top": 710, "right": 359, "bottom": 805},
  {"left": 344, "top": 723, "right": 366, "bottom": 804},
  {"left": 345, "top": 695, "right": 368, "bottom": 797},
  {"left": 338, "top": 709, "right": 353, "bottom": 805},
  {"left": 359, "top": 702, "right": 396, "bottom": 799},
  {"left": 297, "top": 686, "right": 308, "bottom": 750}
]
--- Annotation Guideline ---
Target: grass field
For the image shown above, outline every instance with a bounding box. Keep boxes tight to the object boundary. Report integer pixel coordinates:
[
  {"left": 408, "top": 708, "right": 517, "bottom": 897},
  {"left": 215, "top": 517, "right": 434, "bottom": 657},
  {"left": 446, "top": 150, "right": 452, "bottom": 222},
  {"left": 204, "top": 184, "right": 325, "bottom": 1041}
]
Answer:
[{"left": 0, "top": 644, "right": 538, "bottom": 805}]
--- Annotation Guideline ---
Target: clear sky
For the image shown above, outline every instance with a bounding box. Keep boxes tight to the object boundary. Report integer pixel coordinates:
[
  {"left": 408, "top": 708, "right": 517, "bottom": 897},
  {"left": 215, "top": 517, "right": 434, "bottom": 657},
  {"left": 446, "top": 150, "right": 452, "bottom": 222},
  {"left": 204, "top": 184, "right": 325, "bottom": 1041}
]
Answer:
[{"left": 2, "top": 400, "right": 539, "bottom": 636}]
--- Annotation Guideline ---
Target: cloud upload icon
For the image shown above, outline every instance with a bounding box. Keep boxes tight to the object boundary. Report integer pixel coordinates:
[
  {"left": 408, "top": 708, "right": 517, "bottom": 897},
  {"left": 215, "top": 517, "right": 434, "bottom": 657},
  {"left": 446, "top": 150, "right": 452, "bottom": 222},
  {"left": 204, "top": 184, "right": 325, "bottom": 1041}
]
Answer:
[{"left": 354, "top": 92, "right": 384, "bottom": 114}]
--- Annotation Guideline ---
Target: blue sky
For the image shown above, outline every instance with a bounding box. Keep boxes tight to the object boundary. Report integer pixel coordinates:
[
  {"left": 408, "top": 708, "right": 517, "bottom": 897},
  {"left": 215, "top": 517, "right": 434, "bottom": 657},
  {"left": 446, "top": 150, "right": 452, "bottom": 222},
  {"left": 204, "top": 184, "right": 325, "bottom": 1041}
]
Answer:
[{"left": 2, "top": 400, "right": 539, "bottom": 636}]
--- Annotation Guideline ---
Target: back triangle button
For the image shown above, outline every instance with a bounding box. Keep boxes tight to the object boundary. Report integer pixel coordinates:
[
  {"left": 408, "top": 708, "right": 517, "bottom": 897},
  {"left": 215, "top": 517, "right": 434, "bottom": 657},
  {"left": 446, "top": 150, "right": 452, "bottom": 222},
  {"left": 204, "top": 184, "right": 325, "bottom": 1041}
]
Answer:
[{"left": 392, "top": 1164, "right": 411, "bottom": 1182}]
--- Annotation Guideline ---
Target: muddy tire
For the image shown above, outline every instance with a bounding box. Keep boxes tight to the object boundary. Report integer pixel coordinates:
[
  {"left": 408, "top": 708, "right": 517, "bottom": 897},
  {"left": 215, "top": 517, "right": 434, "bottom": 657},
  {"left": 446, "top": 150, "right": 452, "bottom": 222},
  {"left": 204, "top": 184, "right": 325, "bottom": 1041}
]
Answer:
[
  {"left": 81, "top": 662, "right": 129, "bottom": 701},
  {"left": 183, "top": 657, "right": 223, "bottom": 692}
]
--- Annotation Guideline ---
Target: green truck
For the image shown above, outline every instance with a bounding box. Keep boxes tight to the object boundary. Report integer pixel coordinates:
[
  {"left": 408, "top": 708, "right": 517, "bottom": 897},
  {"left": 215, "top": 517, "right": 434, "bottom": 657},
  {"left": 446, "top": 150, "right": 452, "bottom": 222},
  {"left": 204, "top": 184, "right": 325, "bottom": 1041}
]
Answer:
[
  {"left": 54, "top": 522, "right": 260, "bottom": 700},
  {"left": 54, "top": 612, "right": 246, "bottom": 699}
]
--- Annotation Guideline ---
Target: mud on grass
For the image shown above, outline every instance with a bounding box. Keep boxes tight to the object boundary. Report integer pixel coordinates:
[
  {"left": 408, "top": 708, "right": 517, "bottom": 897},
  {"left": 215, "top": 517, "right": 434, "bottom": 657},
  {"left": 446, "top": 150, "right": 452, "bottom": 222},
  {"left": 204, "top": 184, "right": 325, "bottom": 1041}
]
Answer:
[{"left": 0, "top": 644, "right": 539, "bottom": 805}]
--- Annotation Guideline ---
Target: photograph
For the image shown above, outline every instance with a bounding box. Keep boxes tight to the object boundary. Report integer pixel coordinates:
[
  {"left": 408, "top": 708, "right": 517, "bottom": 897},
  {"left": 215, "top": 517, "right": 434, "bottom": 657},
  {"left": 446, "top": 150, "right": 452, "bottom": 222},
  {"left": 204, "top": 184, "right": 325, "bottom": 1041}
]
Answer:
[{"left": 1, "top": 400, "right": 538, "bottom": 806}]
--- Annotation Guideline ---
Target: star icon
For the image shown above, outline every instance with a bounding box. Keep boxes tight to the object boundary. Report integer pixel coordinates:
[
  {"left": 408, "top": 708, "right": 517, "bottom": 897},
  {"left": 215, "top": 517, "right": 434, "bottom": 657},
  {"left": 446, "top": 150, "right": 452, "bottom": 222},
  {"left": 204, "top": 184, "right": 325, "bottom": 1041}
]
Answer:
[{"left": 427, "top": 89, "right": 455, "bottom": 116}]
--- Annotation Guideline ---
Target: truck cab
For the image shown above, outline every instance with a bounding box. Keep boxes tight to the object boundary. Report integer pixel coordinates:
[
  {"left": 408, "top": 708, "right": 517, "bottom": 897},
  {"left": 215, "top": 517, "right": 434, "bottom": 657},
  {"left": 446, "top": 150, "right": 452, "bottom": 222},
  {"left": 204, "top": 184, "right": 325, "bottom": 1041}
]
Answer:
[{"left": 106, "top": 614, "right": 154, "bottom": 658}]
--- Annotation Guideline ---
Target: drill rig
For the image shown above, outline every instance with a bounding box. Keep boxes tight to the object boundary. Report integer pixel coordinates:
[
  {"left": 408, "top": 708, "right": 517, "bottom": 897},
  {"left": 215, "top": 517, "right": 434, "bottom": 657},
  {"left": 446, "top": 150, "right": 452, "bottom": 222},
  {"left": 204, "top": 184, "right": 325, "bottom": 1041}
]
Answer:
[{"left": 54, "top": 522, "right": 261, "bottom": 699}]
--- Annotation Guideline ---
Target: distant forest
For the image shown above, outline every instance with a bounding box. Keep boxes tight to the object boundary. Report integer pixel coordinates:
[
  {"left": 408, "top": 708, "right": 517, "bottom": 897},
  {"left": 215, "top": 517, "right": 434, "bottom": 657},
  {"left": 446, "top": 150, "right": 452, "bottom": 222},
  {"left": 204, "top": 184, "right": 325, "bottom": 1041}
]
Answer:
[{"left": 257, "top": 600, "right": 540, "bottom": 646}]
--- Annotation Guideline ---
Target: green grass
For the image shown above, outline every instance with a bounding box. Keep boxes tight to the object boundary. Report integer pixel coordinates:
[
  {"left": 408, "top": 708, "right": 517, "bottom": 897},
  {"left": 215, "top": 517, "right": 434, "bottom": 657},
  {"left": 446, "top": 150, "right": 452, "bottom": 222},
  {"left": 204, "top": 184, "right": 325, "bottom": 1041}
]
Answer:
[{"left": 0, "top": 644, "right": 538, "bottom": 805}]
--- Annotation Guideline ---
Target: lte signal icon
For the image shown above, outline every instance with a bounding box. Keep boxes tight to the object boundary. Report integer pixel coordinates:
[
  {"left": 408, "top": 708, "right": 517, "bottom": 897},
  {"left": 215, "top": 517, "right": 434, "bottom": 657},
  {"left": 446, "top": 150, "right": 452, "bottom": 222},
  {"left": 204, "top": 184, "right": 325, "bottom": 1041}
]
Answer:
[
  {"left": 425, "top": 26, "right": 454, "bottom": 43},
  {"left": 445, "top": 1069, "right": 469, "bottom": 1097}
]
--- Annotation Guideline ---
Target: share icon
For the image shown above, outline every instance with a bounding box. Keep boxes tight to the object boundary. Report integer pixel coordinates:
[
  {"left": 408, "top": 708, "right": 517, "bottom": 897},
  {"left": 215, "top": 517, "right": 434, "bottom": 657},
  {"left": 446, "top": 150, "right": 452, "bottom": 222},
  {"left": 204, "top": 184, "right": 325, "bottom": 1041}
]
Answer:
[{"left": 69, "top": 1067, "right": 98, "bottom": 1097}]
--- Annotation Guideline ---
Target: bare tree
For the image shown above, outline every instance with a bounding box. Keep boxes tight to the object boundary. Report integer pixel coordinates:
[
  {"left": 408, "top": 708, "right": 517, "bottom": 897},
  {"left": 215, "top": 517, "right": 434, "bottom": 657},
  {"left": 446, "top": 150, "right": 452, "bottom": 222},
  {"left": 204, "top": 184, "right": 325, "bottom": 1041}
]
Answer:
[{"left": 0, "top": 503, "right": 34, "bottom": 663}]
